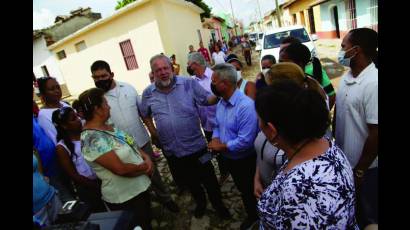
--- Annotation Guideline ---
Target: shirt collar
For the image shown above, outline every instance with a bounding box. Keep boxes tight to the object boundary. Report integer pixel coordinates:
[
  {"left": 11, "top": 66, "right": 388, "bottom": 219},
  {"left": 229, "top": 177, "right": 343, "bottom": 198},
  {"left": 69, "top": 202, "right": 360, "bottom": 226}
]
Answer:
[
  {"left": 344, "top": 63, "right": 376, "bottom": 85},
  {"left": 105, "top": 80, "right": 124, "bottom": 97},
  {"left": 194, "top": 67, "right": 213, "bottom": 81},
  {"left": 222, "top": 89, "right": 241, "bottom": 106}
]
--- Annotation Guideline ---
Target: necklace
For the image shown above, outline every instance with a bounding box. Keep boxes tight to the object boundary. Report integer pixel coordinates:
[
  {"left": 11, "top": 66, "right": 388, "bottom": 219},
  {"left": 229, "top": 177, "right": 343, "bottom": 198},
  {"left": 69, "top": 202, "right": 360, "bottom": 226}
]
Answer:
[{"left": 287, "top": 139, "right": 311, "bottom": 163}]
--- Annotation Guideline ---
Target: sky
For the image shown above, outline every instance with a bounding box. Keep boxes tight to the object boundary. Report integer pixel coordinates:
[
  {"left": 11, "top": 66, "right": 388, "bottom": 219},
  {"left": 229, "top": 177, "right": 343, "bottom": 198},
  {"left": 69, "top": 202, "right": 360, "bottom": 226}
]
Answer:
[{"left": 33, "top": 0, "right": 284, "bottom": 30}]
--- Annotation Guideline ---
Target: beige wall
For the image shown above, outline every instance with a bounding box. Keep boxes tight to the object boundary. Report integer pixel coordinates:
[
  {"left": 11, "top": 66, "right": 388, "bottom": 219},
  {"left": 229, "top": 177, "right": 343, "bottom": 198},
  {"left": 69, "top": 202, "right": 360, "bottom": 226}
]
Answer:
[
  {"left": 51, "top": 2, "right": 165, "bottom": 96},
  {"left": 313, "top": 5, "right": 322, "bottom": 32},
  {"left": 155, "top": 0, "right": 205, "bottom": 75},
  {"left": 288, "top": 0, "right": 314, "bottom": 15}
]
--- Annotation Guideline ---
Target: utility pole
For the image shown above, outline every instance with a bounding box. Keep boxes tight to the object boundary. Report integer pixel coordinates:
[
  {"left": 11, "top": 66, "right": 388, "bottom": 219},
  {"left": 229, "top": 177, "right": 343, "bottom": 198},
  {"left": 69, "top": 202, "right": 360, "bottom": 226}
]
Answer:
[
  {"left": 256, "top": 0, "right": 264, "bottom": 31},
  {"left": 229, "top": 0, "right": 238, "bottom": 36},
  {"left": 275, "top": 0, "right": 282, "bottom": 27}
]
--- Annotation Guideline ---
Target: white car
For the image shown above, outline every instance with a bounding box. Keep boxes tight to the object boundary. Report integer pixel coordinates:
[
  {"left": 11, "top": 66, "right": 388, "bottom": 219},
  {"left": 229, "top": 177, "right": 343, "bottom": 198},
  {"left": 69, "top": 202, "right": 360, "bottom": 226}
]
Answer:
[{"left": 256, "top": 25, "right": 318, "bottom": 70}]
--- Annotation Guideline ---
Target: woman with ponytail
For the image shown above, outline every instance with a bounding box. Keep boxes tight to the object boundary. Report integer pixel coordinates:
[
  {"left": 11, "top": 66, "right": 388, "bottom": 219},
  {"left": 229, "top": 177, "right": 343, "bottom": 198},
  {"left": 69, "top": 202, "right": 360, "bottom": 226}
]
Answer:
[
  {"left": 52, "top": 107, "right": 106, "bottom": 212},
  {"left": 255, "top": 80, "right": 358, "bottom": 229},
  {"left": 280, "top": 40, "right": 336, "bottom": 110}
]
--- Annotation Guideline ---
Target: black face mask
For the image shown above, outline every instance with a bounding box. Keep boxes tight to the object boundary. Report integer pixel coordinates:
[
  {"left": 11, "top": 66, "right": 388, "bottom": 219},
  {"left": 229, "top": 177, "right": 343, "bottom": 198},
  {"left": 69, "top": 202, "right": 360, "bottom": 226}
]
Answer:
[
  {"left": 210, "top": 83, "right": 222, "bottom": 97},
  {"left": 187, "top": 66, "right": 195, "bottom": 76},
  {"left": 95, "top": 79, "right": 113, "bottom": 92}
]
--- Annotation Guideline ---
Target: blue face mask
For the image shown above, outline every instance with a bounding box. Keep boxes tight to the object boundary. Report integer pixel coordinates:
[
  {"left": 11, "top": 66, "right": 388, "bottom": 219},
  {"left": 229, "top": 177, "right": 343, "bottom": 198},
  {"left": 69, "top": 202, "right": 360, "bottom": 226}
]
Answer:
[{"left": 338, "top": 46, "right": 358, "bottom": 67}]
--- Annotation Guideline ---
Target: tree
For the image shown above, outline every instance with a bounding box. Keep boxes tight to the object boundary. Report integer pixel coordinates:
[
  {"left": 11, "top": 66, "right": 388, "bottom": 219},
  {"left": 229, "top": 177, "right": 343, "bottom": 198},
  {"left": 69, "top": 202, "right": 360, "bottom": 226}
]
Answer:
[
  {"left": 115, "top": 0, "right": 136, "bottom": 10},
  {"left": 115, "top": 0, "right": 211, "bottom": 20}
]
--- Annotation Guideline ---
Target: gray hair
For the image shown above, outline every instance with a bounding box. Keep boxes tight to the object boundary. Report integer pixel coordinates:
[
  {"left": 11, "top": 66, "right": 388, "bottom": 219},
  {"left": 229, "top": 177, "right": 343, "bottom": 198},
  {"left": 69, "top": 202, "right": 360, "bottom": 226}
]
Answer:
[
  {"left": 150, "top": 54, "right": 172, "bottom": 71},
  {"left": 188, "top": 52, "right": 206, "bottom": 67},
  {"left": 212, "top": 63, "right": 237, "bottom": 86}
]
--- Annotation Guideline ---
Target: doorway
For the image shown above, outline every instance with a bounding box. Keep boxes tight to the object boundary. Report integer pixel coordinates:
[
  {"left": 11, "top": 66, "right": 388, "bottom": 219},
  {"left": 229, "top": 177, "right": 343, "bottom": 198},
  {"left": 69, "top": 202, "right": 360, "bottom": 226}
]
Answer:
[{"left": 331, "top": 6, "right": 340, "bottom": 38}]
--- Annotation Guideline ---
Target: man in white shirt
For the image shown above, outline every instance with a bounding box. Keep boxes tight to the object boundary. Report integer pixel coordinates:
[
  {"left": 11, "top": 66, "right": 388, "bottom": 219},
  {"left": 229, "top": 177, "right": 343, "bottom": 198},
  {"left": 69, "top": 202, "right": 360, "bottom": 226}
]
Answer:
[
  {"left": 90, "top": 60, "right": 179, "bottom": 213},
  {"left": 334, "top": 28, "right": 378, "bottom": 228}
]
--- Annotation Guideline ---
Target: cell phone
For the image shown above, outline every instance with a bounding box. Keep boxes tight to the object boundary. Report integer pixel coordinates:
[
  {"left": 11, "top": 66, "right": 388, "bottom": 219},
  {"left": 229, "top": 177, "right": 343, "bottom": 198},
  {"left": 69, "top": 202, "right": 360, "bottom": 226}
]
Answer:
[{"left": 199, "top": 152, "right": 213, "bottom": 164}]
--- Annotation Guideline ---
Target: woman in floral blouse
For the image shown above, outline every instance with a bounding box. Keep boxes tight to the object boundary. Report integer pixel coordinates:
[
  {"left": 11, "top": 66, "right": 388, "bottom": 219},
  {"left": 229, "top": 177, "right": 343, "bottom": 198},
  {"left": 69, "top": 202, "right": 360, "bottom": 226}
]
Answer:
[
  {"left": 79, "top": 88, "right": 154, "bottom": 230},
  {"left": 255, "top": 80, "right": 359, "bottom": 230}
]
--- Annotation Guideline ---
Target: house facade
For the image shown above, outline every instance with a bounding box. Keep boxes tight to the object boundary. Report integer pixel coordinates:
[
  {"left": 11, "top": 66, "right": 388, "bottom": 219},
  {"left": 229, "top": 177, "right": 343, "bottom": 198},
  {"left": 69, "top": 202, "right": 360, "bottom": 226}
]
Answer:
[{"left": 48, "top": 0, "right": 207, "bottom": 96}]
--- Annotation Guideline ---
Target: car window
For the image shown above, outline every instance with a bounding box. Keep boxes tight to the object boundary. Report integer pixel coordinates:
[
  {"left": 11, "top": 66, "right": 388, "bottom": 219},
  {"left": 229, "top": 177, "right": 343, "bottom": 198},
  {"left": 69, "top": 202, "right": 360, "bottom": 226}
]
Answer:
[
  {"left": 263, "top": 28, "right": 311, "bottom": 49},
  {"left": 259, "top": 34, "right": 263, "bottom": 39}
]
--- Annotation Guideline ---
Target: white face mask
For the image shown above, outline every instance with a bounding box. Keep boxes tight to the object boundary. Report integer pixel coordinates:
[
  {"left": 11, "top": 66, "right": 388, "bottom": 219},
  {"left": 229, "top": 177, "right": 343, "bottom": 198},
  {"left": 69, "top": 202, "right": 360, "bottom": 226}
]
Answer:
[
  {"left": 338, "top": 46, "right": 357, "bottom": 67},
  {"left": 262, "top": 68, "right": 269, "bottom": 76},
  {"left": 236, "top": 71, "right": 242, "bottom": 81}
]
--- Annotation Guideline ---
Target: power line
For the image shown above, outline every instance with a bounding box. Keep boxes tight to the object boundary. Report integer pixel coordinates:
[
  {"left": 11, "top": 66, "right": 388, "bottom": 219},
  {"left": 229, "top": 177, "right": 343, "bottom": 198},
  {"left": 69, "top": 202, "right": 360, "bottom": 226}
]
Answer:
[{"left": 211, "top": 0, "right": 228, "bottom": 12}]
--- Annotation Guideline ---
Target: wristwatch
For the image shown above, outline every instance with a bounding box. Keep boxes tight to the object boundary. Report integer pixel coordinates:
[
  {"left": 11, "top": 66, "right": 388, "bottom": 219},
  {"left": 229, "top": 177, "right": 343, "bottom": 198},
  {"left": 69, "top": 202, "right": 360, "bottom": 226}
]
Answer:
[{"left": 354, "top": 169, "right": 365, "bottom": 178}]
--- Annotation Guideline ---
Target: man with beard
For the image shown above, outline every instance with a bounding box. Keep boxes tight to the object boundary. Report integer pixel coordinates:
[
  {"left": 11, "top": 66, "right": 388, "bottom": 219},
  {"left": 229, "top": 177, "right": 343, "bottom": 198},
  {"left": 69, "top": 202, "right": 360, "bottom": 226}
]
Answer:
[
  {"left": 90, "top": 60, "right": 179, "bottom": 213},
  {"left": 140, "top": 54, "right": 230, "bottom": 219}
]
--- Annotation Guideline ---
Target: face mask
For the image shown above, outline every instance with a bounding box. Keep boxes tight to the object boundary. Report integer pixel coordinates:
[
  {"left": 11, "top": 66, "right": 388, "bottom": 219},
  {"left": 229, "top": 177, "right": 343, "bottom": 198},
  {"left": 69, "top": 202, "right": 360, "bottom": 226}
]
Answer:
[
  {"left": 210, "top": 83, "right": 222, "bottom": 97},
  {"left": 262, "top": 68, "right": 270, "bottom": 76},
  {"left": 338, "top": 46, "right": 357, "bottom": 67},
  {"left": 187, "top": 66, "right": 195, "bottom": 76},
  {"left": 95, "top": 79, "right": 113, "bottom": 92},
  {"left": 236, "top": 71, "right": 242, "bottom": 81}
]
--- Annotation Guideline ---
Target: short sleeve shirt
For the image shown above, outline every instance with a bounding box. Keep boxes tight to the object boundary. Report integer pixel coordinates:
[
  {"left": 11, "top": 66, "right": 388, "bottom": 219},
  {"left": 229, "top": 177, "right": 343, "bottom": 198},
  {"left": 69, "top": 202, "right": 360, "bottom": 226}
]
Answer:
[
  {"left": 81, "top": 128, "right": 151, "bottom": 204},
  {"left": 140, "top": 76, "right": 210, "bottom": 157},
  {"left": 258, "top": 141, "right": 359, "bottom": 229},
  {"left": 305, "top": 63, "right": 335, "bottom": 96},
  {"left": 254, "top": 131, "right": 286, "bottom": 187},
  {"left": 335, "top": 63, "right": 378, "bottom": 169},
  {"left": 105, "top": 81, "right": 150, "bottom": 148}
]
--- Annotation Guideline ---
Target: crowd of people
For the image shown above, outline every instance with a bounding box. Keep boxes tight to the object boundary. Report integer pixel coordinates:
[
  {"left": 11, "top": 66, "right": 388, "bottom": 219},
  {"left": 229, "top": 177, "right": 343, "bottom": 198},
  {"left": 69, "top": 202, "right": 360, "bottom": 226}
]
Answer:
[{"left": 33, "top": 27, "right": 378, "bottom": 230}]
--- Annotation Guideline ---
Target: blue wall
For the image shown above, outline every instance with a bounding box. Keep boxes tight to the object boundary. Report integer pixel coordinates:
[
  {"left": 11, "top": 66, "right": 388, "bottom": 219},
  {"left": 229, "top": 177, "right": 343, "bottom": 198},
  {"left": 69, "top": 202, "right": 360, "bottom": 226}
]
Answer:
[{"left": 320, "top": 0, "right": 347, "bottom": 32}]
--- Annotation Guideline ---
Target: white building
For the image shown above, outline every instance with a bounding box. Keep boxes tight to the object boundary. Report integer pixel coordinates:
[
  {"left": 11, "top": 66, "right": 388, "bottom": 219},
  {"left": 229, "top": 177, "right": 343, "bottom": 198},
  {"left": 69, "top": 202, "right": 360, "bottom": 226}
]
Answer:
[{"left": 33, "top": 32, "right": 66, "bottom": 84}]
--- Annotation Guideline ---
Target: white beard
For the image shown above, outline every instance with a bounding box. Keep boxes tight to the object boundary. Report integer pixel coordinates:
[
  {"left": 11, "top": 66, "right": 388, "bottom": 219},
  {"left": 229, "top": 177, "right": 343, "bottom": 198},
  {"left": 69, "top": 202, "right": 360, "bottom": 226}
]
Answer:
[{"left": 157, "top": 75, "right": 174, "bottom": 87}]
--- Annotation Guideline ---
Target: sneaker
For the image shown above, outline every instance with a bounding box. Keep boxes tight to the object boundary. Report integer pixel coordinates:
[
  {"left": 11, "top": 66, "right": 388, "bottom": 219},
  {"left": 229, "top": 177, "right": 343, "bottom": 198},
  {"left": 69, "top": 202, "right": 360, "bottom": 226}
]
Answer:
[
  {"left": 216, "top": 206, "right": 231, "bottom": 220},
  {"left": 194, "top": 205, "right": 206, "bottom": 218},
  {"left": 240, "top": 218, "right": 258, "bottom": 230},
  {"left": 218, "top": 174, "right": 229, "bottom": 186},
  {"left": 164, "top": 200, "right": 180, "bottom": 213}
]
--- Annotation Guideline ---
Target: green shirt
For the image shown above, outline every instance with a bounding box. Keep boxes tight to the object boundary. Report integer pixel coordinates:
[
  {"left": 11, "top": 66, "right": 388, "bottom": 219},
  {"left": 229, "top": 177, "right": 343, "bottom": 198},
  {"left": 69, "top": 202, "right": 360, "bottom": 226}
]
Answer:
[
  {"left": 305, "top": 63, "right": 335, "bottom": 96},
  {"left": 81, "top": 128, "right": 151, "bottom": 204}
]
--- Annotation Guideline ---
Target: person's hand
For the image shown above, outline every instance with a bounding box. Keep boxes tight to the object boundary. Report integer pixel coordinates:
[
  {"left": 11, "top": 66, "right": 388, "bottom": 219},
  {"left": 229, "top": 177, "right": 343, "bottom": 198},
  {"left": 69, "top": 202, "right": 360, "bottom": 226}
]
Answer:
[
  {"left": 144, "top": 157, "right": 154, "bottom": 177},
  {"left": 137, "top": 162, "right": 148, "bottom": 174},
  {"left": 254, "top": 177, "right": 264, "bottom": 199},
  {"left": 256, "top": 72, "right": 263, "bottom": 80},
  {"left": 208, "top": 138, "right": 226, "bottom": 152}
]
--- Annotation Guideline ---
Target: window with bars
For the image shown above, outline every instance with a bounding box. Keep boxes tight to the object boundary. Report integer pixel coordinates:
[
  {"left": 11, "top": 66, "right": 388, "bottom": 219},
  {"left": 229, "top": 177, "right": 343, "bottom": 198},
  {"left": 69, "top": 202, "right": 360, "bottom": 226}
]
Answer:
[
  {"left": 119, "top": 39, "right": 138, "bottom": 70},
  {"left": 57, "top": 50, "right": 66, "bottom": 60},
  {"left": 41, "top": 65, "right": 50, "bottom": 77},
  {"left": 75, "top": 40, "right": 87, "bottom": 52},
  {"left": 345, "top": 0, "right": 357, "bottom": 30},
  {"left": 369, "top": 0, "right": 378, "bottom": 31}
]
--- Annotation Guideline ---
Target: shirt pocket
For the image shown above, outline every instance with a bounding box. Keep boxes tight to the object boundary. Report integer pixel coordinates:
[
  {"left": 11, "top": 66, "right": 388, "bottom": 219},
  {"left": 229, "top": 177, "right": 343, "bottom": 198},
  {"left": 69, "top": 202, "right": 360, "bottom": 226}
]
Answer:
[
  {"left": 346, "top": 92, "right": 364, "bottom": 118},
  {"left": 122, "top": 93, "right": 137, "bottom": 108},
  {"left": 150, "top": 97, "right": 169, "bottom": 119},
  {"left": 173, "top": 96, "right": 197, "bottom": 118}
]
